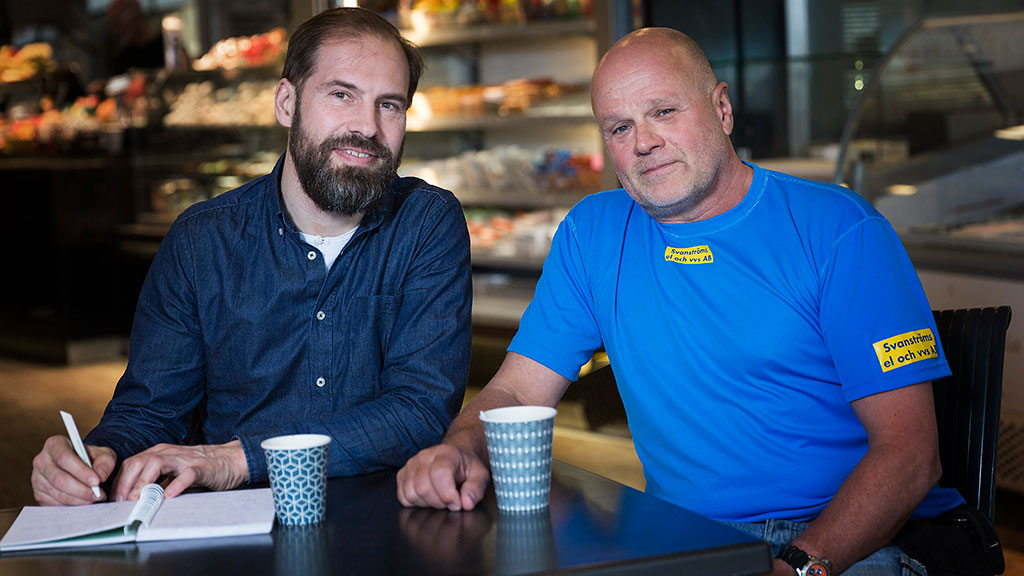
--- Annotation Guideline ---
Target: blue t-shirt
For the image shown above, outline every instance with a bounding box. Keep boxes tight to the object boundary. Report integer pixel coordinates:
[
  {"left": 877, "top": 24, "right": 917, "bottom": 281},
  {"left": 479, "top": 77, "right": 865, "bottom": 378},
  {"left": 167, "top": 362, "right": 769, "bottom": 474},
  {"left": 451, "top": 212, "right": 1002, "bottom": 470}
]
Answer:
[{"left": 510, "top": 164, "right": 962, "bottom": 522}]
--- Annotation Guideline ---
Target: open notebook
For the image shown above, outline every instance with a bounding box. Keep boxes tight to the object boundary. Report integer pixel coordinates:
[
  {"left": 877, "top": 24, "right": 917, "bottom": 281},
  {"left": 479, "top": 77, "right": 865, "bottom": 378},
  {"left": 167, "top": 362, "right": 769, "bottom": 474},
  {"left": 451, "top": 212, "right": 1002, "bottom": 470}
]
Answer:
[{"left": 0, "top": 484, "right": 275, "bottom": 553}]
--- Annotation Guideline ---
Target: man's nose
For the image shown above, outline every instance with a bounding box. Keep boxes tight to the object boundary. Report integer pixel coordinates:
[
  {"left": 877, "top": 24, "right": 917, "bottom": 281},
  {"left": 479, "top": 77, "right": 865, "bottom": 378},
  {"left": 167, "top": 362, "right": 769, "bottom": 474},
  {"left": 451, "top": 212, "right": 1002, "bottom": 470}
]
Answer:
[
  {"left": 634, "top": 121, "right": 663, "bottom": 155},
  {"left": 345, "top": 102, "right": 380, "bottom": 139}
]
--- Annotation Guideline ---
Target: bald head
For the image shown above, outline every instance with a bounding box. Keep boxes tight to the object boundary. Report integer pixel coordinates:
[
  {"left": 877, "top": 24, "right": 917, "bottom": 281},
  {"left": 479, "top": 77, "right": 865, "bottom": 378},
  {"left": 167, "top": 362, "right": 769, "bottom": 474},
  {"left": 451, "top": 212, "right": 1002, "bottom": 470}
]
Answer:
[
  {"left": 594, "top": 28, "right": 718, "bottom": 98},
  {"left": 589, "top": 27, "right": 749, "bottom": 223}
]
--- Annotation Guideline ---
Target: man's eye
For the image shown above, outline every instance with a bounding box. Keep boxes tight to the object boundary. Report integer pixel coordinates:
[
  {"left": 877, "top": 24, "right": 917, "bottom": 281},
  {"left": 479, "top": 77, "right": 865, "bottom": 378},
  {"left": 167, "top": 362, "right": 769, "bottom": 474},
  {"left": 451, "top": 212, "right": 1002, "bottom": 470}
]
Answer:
[
  {"left": 657, "top": 108, "right": 674, "bottom": 116},
  {"left": 611, "top": 124, "right": 629, "bottom": 135},
  {"left": 332, "top": 91, "right": 351, "bottom": 100}
]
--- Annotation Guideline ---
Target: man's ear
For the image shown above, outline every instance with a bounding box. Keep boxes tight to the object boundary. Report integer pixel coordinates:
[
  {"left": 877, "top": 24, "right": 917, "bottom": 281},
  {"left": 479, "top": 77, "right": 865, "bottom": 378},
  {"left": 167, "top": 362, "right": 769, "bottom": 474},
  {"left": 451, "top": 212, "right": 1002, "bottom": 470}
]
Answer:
[
  {"left": 275, "top": 78, "right": 296, "bottom": 128},
  {"left": 712, "top": 81, "right": 734, "bottom": 136}
]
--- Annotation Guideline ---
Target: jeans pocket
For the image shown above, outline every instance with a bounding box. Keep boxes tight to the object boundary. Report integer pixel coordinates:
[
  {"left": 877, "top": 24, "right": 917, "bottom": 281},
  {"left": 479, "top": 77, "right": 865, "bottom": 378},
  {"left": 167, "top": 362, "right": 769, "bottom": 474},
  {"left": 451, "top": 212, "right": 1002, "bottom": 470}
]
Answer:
[{"left": 901, "top": 555, "right": 928, "bottom": 576}]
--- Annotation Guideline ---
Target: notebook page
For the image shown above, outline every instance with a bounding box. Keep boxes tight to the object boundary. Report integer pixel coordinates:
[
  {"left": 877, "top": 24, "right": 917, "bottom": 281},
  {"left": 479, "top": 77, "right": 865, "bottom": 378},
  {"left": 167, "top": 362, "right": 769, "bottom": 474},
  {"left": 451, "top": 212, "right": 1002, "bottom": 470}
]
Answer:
[
  {"left": 0, "top": 500, "right": 138, "bottom": 551},
  {"left": 135, "top": 488, "right": 275, "bottom": 542}
]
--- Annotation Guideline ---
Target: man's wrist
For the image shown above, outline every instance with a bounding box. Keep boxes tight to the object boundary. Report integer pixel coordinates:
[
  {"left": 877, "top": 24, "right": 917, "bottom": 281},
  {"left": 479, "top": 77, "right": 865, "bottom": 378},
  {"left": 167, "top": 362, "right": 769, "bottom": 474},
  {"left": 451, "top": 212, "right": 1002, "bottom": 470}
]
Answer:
[
  {"left": 443, "top": 419, "right": 488, "bottom": 459},
  {"left": 219, "top": 439, "right": 250, "bottom": 485},
  {"left": 776, "top": 543, "right": 831, "bottom": 576},
  {"left": 236, "top": 440, "right": 251, "bottom": 481}
]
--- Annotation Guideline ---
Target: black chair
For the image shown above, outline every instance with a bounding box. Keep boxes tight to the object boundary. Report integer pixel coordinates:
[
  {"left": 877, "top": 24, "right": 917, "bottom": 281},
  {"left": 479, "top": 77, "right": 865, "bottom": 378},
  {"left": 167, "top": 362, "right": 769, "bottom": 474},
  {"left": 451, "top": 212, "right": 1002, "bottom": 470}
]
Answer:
[{"left": 931, "top": 306, "right": 1012, "bottom": 521}]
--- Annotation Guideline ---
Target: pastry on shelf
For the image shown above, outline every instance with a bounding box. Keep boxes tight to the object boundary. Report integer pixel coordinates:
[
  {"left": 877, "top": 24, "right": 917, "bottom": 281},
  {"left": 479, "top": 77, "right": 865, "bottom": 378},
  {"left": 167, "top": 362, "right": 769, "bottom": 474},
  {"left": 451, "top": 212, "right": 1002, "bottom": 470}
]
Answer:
[
  {"left": 163, "top": 80, "right": 278, "bottom": 127},
  {"left": 0, "top": 43, "right": 55, "bottom": 83},
  {"left": 192, "top": 28, "right": 287, "bottom": 72}
]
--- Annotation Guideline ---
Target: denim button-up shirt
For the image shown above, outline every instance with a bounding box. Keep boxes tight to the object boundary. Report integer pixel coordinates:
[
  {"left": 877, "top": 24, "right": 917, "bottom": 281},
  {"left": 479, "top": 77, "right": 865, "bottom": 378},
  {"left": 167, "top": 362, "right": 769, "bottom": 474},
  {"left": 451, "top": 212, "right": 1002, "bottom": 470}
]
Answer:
[{"left": 87, "top": 156, "right": 472, "bottom": 483}]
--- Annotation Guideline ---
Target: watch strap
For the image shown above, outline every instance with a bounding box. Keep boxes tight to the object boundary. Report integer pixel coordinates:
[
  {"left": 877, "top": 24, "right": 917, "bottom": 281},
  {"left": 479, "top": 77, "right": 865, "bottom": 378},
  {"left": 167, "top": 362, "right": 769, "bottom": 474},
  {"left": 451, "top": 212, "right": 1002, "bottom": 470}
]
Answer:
[
  {"left": 776, "top": 544, "right": 831, "bottom": 576},
  {"left": 777, "top": 543, "right": 810, "bottom": 566}
]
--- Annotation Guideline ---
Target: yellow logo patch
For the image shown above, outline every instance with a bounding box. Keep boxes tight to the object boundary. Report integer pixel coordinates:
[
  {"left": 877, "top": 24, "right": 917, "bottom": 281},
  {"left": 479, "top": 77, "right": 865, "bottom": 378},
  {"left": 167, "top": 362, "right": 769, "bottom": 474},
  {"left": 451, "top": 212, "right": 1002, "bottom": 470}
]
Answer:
[
  {"left": 872, "top": 329, "right": 939, "bottom": 372},
  {"left": 665, "top": 245, "right": 713, "bottom": 264}
]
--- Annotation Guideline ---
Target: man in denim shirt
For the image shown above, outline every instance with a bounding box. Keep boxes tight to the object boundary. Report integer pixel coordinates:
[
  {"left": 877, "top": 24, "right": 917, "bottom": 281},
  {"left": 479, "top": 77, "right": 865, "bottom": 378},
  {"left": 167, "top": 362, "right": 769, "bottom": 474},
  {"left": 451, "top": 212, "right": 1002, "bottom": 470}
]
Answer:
[{"left": 31, "top": 8, "right": 472, "bottom": 505}]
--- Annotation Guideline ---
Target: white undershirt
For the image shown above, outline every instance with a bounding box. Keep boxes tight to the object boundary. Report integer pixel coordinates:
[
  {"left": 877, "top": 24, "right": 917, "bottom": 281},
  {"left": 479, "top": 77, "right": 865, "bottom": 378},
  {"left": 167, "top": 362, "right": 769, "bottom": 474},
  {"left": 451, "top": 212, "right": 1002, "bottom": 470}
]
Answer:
[{"left": 300, "top": 227, "right": 358, "bottom": 270}]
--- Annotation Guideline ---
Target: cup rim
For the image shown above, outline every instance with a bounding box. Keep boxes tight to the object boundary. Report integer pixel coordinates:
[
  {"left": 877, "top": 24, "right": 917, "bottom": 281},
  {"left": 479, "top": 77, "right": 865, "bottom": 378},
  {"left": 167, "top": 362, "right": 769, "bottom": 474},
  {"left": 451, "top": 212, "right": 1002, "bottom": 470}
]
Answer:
[
  {"left": 479, "top": 405, "right": 557, "bottom": 423},
  {"left": 260, "top": 433, "right": 332, "bottom": 451}
]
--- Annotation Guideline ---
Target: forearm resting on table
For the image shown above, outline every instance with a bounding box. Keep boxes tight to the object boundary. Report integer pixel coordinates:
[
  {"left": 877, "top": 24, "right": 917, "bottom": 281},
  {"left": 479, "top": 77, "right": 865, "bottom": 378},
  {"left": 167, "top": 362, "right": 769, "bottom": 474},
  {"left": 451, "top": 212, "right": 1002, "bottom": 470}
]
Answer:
[
  {"left": 395, "top": 353, "right": 569, "bottom": 511},
  {"left": 442, "top": 385, "right": 520, "bottom": 461},
  {"left": 444, "top": 352, "right": 570, "bottom": 458}
]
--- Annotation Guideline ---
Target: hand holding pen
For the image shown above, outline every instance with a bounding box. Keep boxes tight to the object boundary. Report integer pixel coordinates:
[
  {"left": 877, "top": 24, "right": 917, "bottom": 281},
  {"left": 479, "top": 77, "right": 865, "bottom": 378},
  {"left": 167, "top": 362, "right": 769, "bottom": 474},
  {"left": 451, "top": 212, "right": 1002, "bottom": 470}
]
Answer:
[
  {"left": 60, "top": 411, "right": 102, "bottom": 500},
  {"left": 29, "top": 411, "right": 117, "bottom": 506}
]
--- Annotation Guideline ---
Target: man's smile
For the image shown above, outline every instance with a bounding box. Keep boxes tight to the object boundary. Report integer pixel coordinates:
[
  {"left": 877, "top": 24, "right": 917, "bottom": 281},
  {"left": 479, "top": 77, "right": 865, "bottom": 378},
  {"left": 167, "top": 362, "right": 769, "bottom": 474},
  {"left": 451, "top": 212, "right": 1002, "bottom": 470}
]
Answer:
[{"left": 336, "top": 147, "right": 379, "bottom": 164}]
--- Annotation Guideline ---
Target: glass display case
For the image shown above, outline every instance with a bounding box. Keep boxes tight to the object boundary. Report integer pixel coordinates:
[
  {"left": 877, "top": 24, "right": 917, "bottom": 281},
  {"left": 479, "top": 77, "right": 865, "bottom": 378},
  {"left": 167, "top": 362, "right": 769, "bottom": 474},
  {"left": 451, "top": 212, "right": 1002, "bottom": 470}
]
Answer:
[
  {"left": 834, "top": 11, "right": 1024, "bottom": 495},
  {"left": 387, "top": 4, "right": 614, "bottom": 333},
  {"left": 835, "top": 11, "right": 1024, "bottom": 279}
]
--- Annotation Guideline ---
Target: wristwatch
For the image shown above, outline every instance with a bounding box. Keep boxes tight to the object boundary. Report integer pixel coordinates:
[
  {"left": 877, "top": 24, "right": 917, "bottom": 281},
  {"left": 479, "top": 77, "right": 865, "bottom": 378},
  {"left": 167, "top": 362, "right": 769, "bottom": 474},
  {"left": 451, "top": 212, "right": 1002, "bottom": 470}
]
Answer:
[{"left": 776, "top": 544, "right": 832, "bottom": 576}]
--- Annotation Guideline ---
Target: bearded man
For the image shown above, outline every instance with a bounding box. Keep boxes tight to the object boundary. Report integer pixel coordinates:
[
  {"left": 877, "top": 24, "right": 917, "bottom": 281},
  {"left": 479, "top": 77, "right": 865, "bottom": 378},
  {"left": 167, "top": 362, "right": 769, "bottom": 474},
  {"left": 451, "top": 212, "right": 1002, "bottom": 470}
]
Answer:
[{"left": 31, "top": 7, "right": 471, "bottom": 505}]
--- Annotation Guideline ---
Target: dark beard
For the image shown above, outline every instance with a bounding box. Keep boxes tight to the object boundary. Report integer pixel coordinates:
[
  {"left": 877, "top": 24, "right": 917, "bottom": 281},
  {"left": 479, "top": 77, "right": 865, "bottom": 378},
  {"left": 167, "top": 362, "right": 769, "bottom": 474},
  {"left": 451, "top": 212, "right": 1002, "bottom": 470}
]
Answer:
[{"left": 288, "top": 105, "right": 401, "bottom": 216}]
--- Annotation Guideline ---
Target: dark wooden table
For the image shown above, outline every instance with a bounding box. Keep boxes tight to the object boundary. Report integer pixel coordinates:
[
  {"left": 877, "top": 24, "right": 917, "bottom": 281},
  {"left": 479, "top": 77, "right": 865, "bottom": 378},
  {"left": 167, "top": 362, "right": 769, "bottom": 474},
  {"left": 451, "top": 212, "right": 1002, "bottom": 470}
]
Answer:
[{"left": 0, "top": 461, "right": 771, "bottom": 575}]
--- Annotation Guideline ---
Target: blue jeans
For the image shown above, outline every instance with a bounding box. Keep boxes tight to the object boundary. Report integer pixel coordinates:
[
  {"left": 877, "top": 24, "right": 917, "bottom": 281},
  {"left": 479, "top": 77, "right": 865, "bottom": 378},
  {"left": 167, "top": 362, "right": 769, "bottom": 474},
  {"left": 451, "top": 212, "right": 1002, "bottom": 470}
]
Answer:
[{"left": 720, "top": 519, "right": 928, "bottom": 575}]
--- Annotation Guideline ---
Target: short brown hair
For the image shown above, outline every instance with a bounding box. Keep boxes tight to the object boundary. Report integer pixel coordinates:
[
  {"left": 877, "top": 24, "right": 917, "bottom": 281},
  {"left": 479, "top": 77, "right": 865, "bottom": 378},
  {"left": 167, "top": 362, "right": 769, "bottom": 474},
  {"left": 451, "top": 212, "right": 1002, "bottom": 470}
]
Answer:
[{"left": 282, "top": 7, "right": 424, "bottom": 101}]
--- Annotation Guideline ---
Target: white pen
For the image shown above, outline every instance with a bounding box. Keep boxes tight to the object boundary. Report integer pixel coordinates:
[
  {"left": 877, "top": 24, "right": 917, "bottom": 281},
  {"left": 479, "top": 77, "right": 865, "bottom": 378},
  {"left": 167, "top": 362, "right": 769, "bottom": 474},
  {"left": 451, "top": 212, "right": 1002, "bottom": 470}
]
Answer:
[{"left": 59, "top": 410, "right": 103, "bottom": 499}]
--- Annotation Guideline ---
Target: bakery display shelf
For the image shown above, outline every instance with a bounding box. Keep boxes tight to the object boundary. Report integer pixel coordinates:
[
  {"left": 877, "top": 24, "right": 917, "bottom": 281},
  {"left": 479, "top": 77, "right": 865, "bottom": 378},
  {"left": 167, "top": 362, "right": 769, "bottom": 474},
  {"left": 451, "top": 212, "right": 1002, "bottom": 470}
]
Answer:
[
  {"left": 455, "top": 187, "right": 592, "bottom": 208},
  {"left": 160, "top": 64, "right": 282, "bottom": 84},
  {"left": 156, "top": 124, "right": 285, "bottom": 134},
  {"left": 402, "top": 17, "right": 595, "bottom": 48},
  {"left": 118, "top": 218, "right": 171, "bottom": 237},
  {"left": 471, "top": 292, "right": 531, "bottom": 328},
  {"left": 471, "top": 252, "right": 545, "bottom": 272},
  {"left": 407, "top": 108, "right": 593, "bottom": 132},
  {"left": 0, "top": 76, "right": 47, "bottom": 94},
  {"left": 128, "top": 145, "right": 271, "bottom": 168},
  {"left": 0, "top": 154, "right": 121, "bottom": 171}
]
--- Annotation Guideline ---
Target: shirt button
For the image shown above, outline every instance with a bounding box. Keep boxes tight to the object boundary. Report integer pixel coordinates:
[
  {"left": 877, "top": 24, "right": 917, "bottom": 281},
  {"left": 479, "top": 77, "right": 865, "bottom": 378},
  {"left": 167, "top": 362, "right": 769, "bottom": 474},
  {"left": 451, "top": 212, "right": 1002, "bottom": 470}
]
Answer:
[
  {"left": 278, "top": 227, "right": 284, "bottom": 236},
  {"left": 316, "top": 311, "right": 326, "bottom": 321},
  {"left": 315, "top": 377, "right": 326, "bottom": 388},
  {"left": 307, "top": 251, "right": 317, "bottom": 261}
]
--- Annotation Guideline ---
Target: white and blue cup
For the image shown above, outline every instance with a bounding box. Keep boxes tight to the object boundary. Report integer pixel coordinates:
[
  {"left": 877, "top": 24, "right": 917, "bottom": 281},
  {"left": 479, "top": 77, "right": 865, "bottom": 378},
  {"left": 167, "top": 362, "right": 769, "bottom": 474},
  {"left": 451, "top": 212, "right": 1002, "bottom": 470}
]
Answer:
[
  {"left": 480, "top": 406, "right": 557, "bottom": 512},
  {"left": 261, "top": 434, "right": 331, "bottom": 525}
]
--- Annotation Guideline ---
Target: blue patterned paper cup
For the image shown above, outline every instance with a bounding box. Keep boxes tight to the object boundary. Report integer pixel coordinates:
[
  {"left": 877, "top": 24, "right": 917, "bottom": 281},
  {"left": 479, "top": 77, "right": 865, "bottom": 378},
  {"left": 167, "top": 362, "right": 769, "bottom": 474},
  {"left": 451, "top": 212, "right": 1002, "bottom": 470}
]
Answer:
[
  {"left": 480, "top": 406, "right": 557, "bottom": 512},
  {"left": 261, "top": 434, "right": 331, "bottom": 526}
]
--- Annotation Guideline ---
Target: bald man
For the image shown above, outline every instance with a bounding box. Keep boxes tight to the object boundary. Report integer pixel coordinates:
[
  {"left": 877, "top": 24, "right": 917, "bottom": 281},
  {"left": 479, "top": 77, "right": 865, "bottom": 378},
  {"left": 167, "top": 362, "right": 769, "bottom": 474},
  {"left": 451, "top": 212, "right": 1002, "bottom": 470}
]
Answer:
[
  {"left": 106, "top": 0, "right": 165, "bottom": 73},
  {"left": 397, "top": 28, "right": 968, "bottom": 575}
]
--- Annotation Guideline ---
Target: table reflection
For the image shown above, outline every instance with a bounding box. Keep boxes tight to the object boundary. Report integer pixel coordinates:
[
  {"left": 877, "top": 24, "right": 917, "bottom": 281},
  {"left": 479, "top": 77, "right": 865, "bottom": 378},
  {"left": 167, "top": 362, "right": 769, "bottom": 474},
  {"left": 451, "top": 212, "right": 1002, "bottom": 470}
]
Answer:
[
  {"left": 495, "top": 510, "right": 557, "bottom": 575},
  {"left": 399, "top": 504, "right": 492, "bottom": 572},
  {"left": 274, "top": 525, "right": 329, "bottom": 576}
]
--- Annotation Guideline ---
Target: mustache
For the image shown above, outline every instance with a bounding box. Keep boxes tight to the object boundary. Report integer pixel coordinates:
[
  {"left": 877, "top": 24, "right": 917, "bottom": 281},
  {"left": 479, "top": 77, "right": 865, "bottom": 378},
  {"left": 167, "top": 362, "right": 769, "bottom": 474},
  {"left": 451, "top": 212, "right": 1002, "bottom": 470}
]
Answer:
[{"left": 320, "top": 133, "right": 392, "bottom": 162}]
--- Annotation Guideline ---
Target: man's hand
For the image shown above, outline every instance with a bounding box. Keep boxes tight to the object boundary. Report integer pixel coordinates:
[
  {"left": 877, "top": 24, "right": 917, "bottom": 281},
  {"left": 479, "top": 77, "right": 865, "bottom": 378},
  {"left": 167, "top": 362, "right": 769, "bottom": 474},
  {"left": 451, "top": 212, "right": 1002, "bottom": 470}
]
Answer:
[
  {"left": 397, "top": 353, "right": 570, "bottom": 511},
  {"left": 112, "top": 440, "right": 250, "bottom": 501},
  {"left": 32, "top": 435, "right": 117, "bottom": 505},
  {"left": 396, "top": 443, "right": 490, "bottom": 511}
]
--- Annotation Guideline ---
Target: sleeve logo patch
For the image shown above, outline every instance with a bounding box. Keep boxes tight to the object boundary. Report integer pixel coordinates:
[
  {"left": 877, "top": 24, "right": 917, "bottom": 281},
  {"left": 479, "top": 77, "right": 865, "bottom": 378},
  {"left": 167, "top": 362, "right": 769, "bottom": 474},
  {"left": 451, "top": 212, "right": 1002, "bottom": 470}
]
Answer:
[
  {"left": 665, "top": 245, "right": 713, "bottom": 264},
  {"left": 873, "top": 329, "right": 938, "bottom": 372}
]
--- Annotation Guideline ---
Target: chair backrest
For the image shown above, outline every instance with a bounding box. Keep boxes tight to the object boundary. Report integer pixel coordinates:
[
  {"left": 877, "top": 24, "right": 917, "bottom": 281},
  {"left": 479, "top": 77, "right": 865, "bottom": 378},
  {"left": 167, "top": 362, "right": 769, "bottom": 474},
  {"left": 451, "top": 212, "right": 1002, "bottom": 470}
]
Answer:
[{"left": 931, "top": 306, "right": 1012, "bottom": 521}]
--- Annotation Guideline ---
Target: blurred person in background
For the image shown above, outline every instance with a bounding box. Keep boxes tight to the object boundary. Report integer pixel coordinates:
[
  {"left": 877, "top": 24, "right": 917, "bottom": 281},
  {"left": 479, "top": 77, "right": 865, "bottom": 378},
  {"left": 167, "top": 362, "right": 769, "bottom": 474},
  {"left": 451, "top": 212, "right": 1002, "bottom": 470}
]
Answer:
[{"left": 106, "top": 0, "right": 164, "bottom": 73}]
